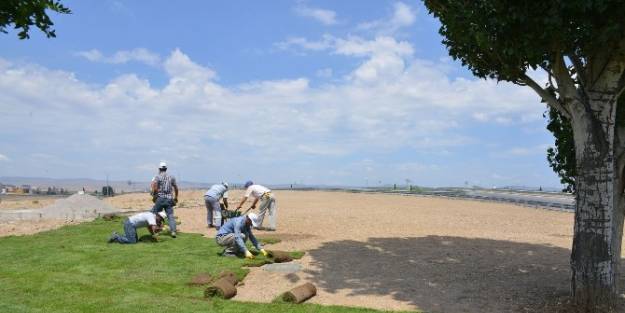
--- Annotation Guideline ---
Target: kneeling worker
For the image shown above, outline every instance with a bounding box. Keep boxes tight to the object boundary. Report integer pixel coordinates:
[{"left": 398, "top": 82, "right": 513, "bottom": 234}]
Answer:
[
  {"left": 215, "top": 213, "right": 268, "bottom": 258},
  {"left": 108, "top": 211, "right": 166, "bottom": 244}
]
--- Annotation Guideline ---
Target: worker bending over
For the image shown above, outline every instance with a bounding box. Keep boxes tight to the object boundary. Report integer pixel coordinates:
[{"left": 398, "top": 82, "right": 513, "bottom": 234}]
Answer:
[
  {"left": 109, "top": 211, "right": 166, "bottom": 244},
  {"left": 204, "top": 182, "right": 229, "bottom": 229},
  {"left": 215, "top": 213, "right": 267, "bottom": 258},
  {"left": 237, "top": 181, "right": 277, "bottom": 231}
]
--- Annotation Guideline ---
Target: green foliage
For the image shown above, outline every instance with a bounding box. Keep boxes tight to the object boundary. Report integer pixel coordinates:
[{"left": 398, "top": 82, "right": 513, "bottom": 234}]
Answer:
[
  {"left": 0, "top": 220, "right": 401, "bottom": 313},
  {"left": 423, "top": 0, "right": 625, "bottom": 82},
  {"left": 289, "top": 250, "right": 306, "bottom": 259},
  {"left": 0, "top": 0, "right": 70, "bottom": 39},
  {"left": 545, "top": 107, "right": 576, "bottom": 193},
  {"left": 545, "top": 95, "right": 625, "bottom": 193}
]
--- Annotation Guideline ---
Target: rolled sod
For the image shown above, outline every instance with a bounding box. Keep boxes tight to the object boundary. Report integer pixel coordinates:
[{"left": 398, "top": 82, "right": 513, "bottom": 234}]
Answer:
[
  {"left": 268, "top": 250, "right": 293, "bottom": 263},
  {"left": 204, "top": 277, "right": 237, "bottom": 299},
  {"left": 281, "top": 283, "right": 317, "bottom": 304},
  {"left": 217, "top": 270, "right": 239, "bottom": 285},
  {"left": 187, "top": 273, "right": 212, "bottom": 286}
]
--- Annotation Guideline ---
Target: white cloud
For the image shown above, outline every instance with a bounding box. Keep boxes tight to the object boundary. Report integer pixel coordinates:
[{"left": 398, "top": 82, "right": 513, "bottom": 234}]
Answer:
[
  {"left": 294, "top": 4, "right": 337, "bottom": 25},
  {"left": 164, "top": 48, "right": 217, "bottom": 82},
  {"left": 275, "top": 35, "right": 335, "bottom": 52},
  {"left": 496, "top": 144, "right": 552, "bottom": 157},
  {"left": 358, "top": 2, "right": 417, "bottom": 35},
  {"left": 76, "top": 48, "right": 161, "bottom": 66},
  {"left": 296, "top": 144, "right": 347, "bottom": 156},
  {"left": 334, "top": 36, "right": 413, "bottom": 57},
  {"left": 0, "top": 153, "right": 9, "bottom": 161},
  {"left": 0, "top": 43, "right": 546, "bottom": 183}
]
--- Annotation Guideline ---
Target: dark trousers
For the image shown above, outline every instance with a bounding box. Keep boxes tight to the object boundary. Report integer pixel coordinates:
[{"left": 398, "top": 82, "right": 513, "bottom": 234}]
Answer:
[{"left": 151, "top": 197, "right": 176, "bottom": 233}]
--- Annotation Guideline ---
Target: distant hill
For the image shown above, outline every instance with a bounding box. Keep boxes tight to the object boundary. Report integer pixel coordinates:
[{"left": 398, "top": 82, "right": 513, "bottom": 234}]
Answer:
[{"left": 0, "top": 176, "right": 215, "bottom": 193}]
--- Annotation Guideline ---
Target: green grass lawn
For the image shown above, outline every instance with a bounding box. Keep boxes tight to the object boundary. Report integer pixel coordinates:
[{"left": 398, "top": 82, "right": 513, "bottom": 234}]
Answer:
[{"left": 0, "top": 218, "right": 414, "bottom": 313}]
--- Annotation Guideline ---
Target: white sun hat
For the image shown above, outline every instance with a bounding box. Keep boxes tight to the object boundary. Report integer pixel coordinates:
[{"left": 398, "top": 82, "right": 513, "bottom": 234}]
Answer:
[
  {"left": 158, "top": 161, "right": 167, "bottom": 169},
  {"left": 247, "top": 213, "right": 261, "bottom": 228}
]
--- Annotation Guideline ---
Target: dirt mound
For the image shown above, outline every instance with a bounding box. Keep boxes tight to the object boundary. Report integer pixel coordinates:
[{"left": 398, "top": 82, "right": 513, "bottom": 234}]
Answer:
[
  {"left": 44, "top": 194, "right": 116, "bottom": 212},
  {"left": 40, "top": 194, "right": 118, "bottom": 220},
  {"left": 0, "top": 193, "right": 120, "bottom": 222}
]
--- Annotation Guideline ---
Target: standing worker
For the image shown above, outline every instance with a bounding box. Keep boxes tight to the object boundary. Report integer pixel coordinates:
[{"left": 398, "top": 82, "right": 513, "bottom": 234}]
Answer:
[
  {"left": 150, "top": 162, "right": 179, "bottom": 238},
  {"left": 108, "top": 211, "right": 167, "bottom": 244},
  {"left": 236, "top": 181, "right": 277, "bottom": 231},
  {"left": 204, "top": 182, "right": 229, "bottom": 229},
  {"left": 215, "top": 213, "right": 267, "bottom": 258}
]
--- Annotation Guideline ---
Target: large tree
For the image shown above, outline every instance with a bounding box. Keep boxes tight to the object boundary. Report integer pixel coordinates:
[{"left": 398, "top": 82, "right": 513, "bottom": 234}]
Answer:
[
  {"left": 423, "top": 1, "right": 625, "bottom": 311},
  {"left": 0, "top": 0, "right": 70, "bottom": 39},
  {"left": 547, "top": 96, "right": 625, "bottom": 194}
]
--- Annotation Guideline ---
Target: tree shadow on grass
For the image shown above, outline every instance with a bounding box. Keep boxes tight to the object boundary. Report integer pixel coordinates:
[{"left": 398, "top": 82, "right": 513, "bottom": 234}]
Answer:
[{"left": 305, "top": 236, "right": 625, "bottom": 313}]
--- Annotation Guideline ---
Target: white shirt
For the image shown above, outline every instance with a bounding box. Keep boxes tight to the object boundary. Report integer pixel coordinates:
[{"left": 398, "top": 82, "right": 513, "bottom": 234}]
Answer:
[
  {"left": 244, "top": 184, "right": 271, "bottom": 199},
  {"left": 128, "top": 212, "right": 157, "bottom": 228}
]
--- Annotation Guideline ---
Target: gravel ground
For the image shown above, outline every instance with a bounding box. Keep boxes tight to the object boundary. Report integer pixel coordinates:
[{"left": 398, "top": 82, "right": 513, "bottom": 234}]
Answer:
[{"left": 5, "top": 190, "right": 625, "bottom": 312}]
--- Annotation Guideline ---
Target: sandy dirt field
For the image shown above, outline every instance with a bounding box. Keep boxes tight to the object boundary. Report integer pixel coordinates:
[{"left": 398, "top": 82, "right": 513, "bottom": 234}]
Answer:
[
  {"left": 0, "top": 195, "right": 79, "bottom": 236},
  {"left": 0, "top": 219, "right": 81, "bottom": 236},
  {"left": 4, "top": 190, "right": 624, "bottom": 312},
  {"left": 0, "top": 194, "right": 61, "bottom": 210}
]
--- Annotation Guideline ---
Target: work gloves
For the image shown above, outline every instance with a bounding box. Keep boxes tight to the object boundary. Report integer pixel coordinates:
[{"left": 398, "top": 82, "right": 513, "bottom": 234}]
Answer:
[
  {"left": 260, "top": 249, "right": 268, "bottom": 257},
  {"left": 245, "top": 250, "right": 254, "bottom": 259}
]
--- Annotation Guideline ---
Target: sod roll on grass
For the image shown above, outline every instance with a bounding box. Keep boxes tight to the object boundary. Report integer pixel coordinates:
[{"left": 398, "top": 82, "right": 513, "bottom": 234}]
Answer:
[
  {"left": 268, "top": 250, "right": 293, "bottom": 263},
  {"left": 187, "top": 273, "right": 213, "bottom": 286},
  {"left": 204, "top": 277, "right": 237, "bottom": 299},
  {"left": 281, "top": 283, "right": 317, "bottom": 304},
  {"left": 217, "top": 270, "right": 239, "bottom": 285}
]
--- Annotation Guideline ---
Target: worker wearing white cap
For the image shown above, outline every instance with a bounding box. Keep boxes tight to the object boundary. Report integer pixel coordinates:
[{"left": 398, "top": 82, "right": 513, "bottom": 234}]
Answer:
[
  {"left": 203, "top": 182, "right": 229, "bottom": 229},
  {"left": 150, "top": 161, "right": 179, "bottom": 238},
  {"left": 108, "top": 211, "right": 166, "bottom": 244},
  {"left": 215, "top": 213, "right": 268, "bottom": 258}
]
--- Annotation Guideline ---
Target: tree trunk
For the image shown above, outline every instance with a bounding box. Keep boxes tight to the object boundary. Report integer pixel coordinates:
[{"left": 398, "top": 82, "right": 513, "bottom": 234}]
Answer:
[{"left": 570, "top": 93, "right": 624, "bottom": 312}]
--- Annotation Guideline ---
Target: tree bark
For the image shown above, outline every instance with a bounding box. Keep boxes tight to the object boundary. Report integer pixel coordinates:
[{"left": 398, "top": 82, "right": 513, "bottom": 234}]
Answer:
[{"left": 570, "top": 92, "right": 624, "bottom": 312}]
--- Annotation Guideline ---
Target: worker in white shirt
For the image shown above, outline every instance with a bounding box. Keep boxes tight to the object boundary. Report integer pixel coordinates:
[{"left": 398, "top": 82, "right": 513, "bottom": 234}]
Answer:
[
  {"left": 236, "top": 181, "right": 277, "bottom": 231},
  {"left": 108, "top": 211, "right": 167, "bottom": 244}
]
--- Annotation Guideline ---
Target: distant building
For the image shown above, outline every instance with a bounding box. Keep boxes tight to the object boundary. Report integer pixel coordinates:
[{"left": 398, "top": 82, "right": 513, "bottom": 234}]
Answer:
[
  {"left": 20, "top": 185, "right": 31, "bottom": 194},
  {"left": 4, "top": 184, "right": 17, "bottom": 193}
]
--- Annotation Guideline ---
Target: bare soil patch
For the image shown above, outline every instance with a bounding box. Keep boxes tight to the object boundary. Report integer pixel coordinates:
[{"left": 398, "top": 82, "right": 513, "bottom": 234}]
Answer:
[
  {"left": 0, "top": 219, "right": 79, "bottom": 237},
  {"left": 113, "top": 190, "right": 599, "bottom": 312},
  {"left": 0, "top": 194, "right": 62, "bottom": 210}
]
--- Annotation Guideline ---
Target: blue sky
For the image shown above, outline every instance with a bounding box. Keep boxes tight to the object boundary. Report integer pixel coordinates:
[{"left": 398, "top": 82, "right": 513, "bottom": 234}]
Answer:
[{"left": 0, "top": 0, "right": 562, "bottom": 188}]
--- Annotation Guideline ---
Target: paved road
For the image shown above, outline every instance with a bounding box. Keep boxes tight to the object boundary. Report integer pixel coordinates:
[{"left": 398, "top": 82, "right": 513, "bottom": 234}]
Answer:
[
  {"left": 359, "top": 188, "right": 575, "bottom": 212},
  {"left": 461, "top": 189, "right": 574, "bottom": 211},
  {"left": 289, "top": 187, "right": 576, "bottom": 212}
]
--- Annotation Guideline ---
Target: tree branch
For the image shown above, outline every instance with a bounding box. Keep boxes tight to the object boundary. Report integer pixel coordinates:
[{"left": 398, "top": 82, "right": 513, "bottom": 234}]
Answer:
[
  {"left": 520, "top": 73, "right": 571, "bottom": 120},
  {"left": 568, "top": 53, "right": 587, "bottom": 89},
  {"left": 588, "top": 37, "right": 625, "bottom": 92},
  {"left": 553, "top": 53, "right": 582, "bottom": 104}
]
